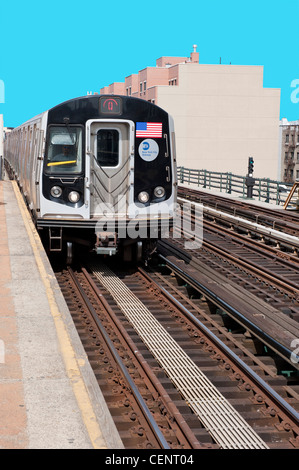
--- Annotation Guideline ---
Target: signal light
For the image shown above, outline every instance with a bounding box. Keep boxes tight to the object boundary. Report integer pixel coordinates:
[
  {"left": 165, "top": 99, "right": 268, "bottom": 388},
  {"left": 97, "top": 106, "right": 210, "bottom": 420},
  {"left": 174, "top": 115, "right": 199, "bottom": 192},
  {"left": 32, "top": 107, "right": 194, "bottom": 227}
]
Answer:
[{"left": 248, "top": 157, "right": 254, "bottom": 175}]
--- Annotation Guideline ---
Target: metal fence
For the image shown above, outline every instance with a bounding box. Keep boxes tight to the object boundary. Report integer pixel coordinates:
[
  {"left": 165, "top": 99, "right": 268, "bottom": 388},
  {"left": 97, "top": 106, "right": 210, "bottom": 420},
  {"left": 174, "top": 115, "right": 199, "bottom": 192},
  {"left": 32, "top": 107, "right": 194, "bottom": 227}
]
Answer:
[{"left": 178, "top": 166, "right": 294, "bottom": 206}]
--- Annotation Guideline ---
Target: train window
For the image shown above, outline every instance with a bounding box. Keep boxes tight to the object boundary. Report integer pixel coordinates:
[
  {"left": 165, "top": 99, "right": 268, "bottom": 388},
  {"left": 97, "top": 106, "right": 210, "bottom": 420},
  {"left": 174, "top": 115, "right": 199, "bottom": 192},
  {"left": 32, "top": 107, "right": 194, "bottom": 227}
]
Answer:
[
  {"left": 45, "top": 126, "right": 83, "bottom": 174},
  {"left": 96, "top": 129, "right": 119, "bottom": 167}
]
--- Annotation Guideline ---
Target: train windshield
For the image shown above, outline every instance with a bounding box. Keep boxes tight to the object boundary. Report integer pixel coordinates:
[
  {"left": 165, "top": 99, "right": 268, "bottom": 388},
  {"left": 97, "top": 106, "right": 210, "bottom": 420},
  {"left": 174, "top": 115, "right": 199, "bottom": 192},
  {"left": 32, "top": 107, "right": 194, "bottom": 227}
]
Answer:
[{"left": 45, "top": 126, "right": 83, "bottom": 174}]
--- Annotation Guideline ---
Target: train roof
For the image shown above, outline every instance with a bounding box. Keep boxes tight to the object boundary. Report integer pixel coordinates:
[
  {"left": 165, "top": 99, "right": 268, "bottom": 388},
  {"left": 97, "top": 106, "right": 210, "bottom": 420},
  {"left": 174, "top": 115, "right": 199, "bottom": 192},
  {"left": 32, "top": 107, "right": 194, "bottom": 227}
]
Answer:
[
  {"left": 47, "top": 94, "right": 169, "bottom": 126},
  {"left": 10, "top": 95, "right": 170, "bottom": 131}
]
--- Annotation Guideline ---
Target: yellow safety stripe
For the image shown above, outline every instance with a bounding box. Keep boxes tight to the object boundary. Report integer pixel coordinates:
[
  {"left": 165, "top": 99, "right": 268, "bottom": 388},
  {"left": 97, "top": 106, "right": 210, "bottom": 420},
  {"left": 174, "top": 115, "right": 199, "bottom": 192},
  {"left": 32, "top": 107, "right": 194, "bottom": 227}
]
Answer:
[{"left": 47, "top": 160, "right": 76, "bottom": 166}]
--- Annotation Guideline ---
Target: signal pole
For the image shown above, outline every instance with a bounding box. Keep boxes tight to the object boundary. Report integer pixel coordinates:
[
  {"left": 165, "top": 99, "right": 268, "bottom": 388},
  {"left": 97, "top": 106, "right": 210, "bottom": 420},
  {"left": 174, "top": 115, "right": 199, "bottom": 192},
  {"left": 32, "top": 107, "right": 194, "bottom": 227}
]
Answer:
[{"left": 245, "top": 156, "right": 255, "bottom": 198}]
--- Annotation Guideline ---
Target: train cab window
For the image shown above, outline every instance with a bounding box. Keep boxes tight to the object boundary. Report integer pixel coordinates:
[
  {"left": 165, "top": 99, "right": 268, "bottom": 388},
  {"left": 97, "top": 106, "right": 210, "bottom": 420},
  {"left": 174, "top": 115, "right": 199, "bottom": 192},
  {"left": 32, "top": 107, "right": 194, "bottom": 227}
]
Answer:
[
  {"left": 45, "top": 126, "right": 83, "bottom": 174},
  {"left": 96, "top": 129, "right": 119, "bottom": 167}
]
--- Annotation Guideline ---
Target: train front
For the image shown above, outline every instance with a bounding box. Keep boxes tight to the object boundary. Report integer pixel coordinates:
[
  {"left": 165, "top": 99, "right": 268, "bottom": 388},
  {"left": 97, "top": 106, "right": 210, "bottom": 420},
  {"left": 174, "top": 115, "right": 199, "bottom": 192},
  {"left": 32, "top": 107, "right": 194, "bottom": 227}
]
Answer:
[{"left": 38, "top": 95, "right": 177, "bottom": 261}]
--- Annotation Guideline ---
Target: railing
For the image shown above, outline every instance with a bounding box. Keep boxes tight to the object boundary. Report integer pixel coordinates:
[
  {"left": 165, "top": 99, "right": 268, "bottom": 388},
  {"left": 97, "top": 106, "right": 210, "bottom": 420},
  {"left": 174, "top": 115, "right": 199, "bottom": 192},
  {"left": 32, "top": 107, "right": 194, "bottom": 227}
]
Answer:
[{"left": 178, "top": 166, "right": 294, "bottom": 206}]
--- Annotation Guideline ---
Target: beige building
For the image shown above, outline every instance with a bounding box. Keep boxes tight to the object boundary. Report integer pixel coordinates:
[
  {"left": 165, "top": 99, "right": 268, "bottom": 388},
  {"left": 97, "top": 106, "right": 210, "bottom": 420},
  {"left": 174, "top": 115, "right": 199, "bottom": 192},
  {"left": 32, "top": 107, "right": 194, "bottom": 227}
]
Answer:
[
  {"left": 279, "top": 118, "right": 299, "bottom": 183},
  {"left": 100, "top": 46, "right": 281, "bottom": 180}
]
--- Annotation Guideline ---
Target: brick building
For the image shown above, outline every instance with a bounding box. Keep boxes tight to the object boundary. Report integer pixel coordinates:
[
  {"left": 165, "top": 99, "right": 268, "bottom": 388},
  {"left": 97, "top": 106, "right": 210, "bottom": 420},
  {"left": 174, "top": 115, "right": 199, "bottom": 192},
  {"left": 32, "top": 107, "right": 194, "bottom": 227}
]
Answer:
[{"left": 279, "top": 118, "right": 299, "bottom": 183}]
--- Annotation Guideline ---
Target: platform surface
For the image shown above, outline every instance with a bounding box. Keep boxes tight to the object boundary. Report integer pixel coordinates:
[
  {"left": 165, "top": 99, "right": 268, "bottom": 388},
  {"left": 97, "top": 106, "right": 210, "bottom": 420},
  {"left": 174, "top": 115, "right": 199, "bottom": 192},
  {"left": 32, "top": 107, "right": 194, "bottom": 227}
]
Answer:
[{"left": 0, "top": 180, "right": 123, "bottom": 449}]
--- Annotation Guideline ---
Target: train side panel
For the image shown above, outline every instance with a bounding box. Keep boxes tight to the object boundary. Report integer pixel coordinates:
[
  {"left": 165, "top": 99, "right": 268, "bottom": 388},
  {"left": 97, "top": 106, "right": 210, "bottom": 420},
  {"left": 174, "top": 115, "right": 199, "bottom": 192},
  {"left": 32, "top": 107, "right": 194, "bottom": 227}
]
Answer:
[{"left": 4, "top": 112, "right": 47, "bottom": 219}]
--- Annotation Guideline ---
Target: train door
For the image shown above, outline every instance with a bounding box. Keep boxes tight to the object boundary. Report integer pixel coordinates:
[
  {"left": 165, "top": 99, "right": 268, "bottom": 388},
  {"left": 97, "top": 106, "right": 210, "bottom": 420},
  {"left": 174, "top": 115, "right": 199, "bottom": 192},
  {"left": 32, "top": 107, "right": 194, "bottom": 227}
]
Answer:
[{"left": 86, "top": 120, "right": 133, "bottom": 219}]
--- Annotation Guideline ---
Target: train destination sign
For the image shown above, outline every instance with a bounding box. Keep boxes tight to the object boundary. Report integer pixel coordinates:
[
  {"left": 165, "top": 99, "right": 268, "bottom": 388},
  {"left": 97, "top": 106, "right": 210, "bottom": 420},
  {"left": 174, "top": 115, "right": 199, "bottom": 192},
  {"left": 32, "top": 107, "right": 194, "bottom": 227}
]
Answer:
[{"left": 100, "top": 97, "right": 122, "bottom": 114}]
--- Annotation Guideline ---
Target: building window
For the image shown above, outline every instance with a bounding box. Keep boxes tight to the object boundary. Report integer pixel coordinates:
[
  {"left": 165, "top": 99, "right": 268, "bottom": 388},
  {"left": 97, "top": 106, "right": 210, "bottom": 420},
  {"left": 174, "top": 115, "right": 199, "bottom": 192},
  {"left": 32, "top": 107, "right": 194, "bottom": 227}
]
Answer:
[
  {"left": 297, "top": 152, "right": 299, "bottom": 162},
  {"left": 144, "top": 81, "right": 146, "bottom": 91},
  {"left": 285, "top": 134, "right": 289, "bottom": 143},
  {"left": 291, "top": 152, "right": 294, "bottom": 159},
  {"left": 285, "top": 152, "right": 288, "bottom": 160},
  {"left": 297, "top": 170, "right": 299, "bottom": 179},
  {"left": 140, "top": 82, "right": 142, "bottom": 93},
  {"left": 129, "top": 87, "right": 131, "bottom": 96}
]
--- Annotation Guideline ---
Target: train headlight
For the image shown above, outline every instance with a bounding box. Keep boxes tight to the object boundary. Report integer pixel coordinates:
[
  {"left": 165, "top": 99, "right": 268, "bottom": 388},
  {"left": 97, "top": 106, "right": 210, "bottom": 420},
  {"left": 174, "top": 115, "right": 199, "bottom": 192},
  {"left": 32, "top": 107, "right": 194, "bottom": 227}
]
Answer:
[
  {"left": 154, "top": 186, "right": 165, "bottom": 198},
  {"left": 138, "top": 191, "right": 149, "bottom": 203},
  {"left": 50, "top": 186, "right": 62, "bottom": 198},
  {"left": 68, "top": 191, "right": 80, "bottom": 203}
]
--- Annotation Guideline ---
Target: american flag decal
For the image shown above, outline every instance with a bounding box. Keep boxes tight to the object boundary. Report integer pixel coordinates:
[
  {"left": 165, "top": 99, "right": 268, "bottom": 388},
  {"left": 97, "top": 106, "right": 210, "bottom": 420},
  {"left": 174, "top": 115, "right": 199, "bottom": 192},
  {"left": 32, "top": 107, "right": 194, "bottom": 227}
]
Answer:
[{"left": 136, "top": 122, "right": 162, "bottom": 138}]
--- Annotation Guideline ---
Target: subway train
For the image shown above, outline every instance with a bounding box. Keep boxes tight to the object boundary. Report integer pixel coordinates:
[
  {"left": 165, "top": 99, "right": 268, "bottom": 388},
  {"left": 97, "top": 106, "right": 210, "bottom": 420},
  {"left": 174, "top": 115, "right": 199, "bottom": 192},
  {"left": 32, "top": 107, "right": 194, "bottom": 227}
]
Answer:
[{"left": 4, "top": 95, "right": 177, "bottom": 263}]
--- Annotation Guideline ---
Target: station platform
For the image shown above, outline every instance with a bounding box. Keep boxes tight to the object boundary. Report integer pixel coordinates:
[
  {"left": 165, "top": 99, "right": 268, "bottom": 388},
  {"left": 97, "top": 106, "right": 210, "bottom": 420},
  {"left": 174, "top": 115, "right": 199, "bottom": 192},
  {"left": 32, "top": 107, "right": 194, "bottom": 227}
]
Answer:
[{"left": 0, "top": 180, "right": 123, "bottom": 449}]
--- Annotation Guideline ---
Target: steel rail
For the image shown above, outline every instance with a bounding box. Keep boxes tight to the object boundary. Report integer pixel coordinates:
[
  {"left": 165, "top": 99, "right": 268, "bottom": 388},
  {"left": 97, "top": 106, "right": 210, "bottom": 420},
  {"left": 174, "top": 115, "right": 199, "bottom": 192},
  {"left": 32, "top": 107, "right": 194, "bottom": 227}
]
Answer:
[
  {"left": 201, "top": 206, "right": 299, "bottom": 254},
  {"left": 178, "top": 195, "right": 299, "bottom": 249},
  {"left": 174, "top": 216, "right": 299, "bottom": 300},
  {"left": 67, "top": 267, "right": 170, "bottom": 449},
  {"left": 139, "top": 265, "right": 299, "bottom": 430},
  {"left": 195, "top": 230, "right": 299, "bottom": 298},
  {"left": 201, "top": 213, "right": 299, "bottom": 266},
  {"left": 158, "top": 250, "right": 298, "bottom": 368},
  {"left": 81, "top": 266, "right": 203, "bottom": 449},
  {"left": 178, "top": 186, "right": 299, "bottom": 230},
  {"left": 90, "top": 262, "right": 269, "bottom": 449},
  {"left": 147, "top": 267, "right": 287, "bottom": 379}
]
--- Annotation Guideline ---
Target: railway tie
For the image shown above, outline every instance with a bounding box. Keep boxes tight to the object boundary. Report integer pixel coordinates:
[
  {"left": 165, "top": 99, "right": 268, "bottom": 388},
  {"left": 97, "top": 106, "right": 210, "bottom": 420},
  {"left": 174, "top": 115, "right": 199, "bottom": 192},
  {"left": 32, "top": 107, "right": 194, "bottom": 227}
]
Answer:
[{"left": 91, "top": 262, "right": 269, "bottom": 449}]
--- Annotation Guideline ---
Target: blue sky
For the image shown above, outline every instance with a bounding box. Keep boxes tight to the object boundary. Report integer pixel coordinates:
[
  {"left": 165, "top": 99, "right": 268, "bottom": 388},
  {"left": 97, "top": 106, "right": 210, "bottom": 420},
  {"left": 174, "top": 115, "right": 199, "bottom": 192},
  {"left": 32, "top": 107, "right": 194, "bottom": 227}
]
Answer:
[{"left": 0, "top": 0, "right": 298, "bottom": 127}]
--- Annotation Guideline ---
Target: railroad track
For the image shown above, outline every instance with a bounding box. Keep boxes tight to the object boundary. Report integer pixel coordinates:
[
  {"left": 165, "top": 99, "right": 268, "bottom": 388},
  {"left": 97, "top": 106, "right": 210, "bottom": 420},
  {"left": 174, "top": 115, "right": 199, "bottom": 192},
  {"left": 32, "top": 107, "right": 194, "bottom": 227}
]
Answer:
[
  {"left": 172, "top": 200, "right": 299, "bottom": 323},
  {"left": 178, "top": 186, "right": 299, "bottom": 238},
  {"left": 167, "top": 230, "right": 299, "bottom": 318},
  {"left": 54, "top": 257, "right": 299, "bottom": 449},
  {"left": 57, "top": 264, "right": 203, "bottom": 449}
]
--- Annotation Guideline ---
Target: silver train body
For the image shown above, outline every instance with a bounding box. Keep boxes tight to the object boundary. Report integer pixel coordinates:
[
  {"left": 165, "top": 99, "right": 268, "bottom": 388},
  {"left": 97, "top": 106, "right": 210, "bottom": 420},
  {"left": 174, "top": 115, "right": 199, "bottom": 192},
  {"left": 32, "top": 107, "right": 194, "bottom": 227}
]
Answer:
[{"left": 4, "top": 95, "right": 177, "bottom": 261}]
